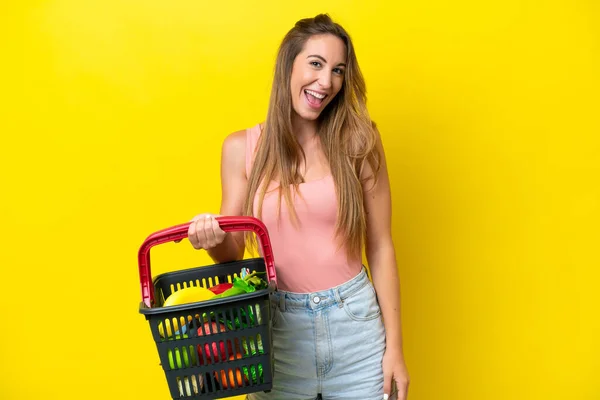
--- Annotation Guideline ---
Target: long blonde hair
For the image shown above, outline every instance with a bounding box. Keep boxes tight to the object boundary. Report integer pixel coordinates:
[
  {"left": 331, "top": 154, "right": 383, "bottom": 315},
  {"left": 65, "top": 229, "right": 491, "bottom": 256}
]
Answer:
[{"left": 243, "top": 14, "right": 381, "bottom": 260}]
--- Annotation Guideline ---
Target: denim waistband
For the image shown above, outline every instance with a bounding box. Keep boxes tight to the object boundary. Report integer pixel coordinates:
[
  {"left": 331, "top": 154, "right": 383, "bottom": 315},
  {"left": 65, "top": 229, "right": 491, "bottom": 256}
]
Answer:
[{"left": 272, "top": 267, "right": 371, "bottom": 311}]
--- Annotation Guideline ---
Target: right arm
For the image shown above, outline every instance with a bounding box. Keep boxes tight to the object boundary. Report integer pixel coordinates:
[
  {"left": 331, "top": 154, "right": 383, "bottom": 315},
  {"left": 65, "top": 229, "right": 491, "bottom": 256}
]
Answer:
[{"left": 188, "top": 129, "right": 248, "bottom": 263}]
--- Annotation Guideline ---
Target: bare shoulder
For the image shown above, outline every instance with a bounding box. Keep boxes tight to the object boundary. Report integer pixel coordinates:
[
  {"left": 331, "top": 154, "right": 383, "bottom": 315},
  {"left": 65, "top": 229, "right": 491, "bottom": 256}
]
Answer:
[
  {"left": 219, "top": 129, "right": 248, "bottom": 182},
  {"left": 222, "top": 129, "right": 247, "bottom": 158}
]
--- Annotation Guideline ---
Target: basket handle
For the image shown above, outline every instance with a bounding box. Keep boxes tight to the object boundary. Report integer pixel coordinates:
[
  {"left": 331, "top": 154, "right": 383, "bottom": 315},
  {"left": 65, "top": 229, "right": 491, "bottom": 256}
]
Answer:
[{"left": 138, "top": 216, "right": 276, "bottom": 308}]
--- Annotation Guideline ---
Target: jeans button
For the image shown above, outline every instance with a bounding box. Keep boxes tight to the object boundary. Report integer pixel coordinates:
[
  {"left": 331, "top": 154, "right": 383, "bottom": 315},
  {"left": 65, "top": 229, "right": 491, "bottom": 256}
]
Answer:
[{"left": 313, "top": 296, "right": 320, "bottom": 304}]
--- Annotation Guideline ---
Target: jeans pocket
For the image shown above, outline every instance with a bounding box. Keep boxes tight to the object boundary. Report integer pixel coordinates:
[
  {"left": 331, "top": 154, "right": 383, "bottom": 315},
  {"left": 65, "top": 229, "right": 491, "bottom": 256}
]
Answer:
[{"left": 342, "top": 283, "right": 382, "bottom": 321}]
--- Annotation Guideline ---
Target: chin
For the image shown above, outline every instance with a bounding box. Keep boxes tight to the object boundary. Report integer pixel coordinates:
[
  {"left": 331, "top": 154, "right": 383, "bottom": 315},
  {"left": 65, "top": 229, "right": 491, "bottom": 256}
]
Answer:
[
  {"left": 293, "top": 106, "right": 323, "bottom": 122},
  {"left": 299, "top": 111, "right": 321, "bottom": 121}
]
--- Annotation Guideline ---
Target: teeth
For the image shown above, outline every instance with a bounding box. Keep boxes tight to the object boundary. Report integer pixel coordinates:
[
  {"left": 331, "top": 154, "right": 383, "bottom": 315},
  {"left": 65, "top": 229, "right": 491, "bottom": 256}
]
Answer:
[{"left": 305, "top": 89, "right": 326, "bottom": 99}]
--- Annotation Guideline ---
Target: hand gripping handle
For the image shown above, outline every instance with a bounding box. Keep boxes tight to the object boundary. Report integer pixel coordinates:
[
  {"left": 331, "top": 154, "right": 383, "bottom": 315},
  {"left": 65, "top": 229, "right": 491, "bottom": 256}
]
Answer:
[{"left": 138, "top": 216, "right": 276, "bottom": 308}]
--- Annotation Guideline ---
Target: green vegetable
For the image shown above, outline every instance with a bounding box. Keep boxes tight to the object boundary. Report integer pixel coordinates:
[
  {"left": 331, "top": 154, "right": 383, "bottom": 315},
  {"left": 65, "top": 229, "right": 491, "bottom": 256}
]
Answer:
[
  {"left": 197, "top": 270, "right": 269, "bottom": 330},
  {"left": 242, "top": 364, "right": 263, "bottom": 384},
  {"left": 210, "top": 286, "right": 246, "bottom": 300},
  {"left": 243, "top": 271, "right": 268, "bottom": 290},
  {"left": 209, "top": 271, "right": 268, "bottom": 300}
]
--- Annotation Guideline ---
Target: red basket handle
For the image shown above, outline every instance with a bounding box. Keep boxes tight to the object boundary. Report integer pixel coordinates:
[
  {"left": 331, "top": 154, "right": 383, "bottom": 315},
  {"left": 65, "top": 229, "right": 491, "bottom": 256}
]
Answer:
[{"left": 138, "top": 216, "right": 276, "bottom": 308}]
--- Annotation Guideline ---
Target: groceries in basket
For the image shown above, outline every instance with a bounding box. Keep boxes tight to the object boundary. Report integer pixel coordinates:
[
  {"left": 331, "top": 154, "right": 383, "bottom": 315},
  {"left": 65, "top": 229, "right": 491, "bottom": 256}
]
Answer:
[
  {"left": 163, "top": 286, "right": 215, "bottom": 307},
  {"left": 157, "top": 269, "right": 268, "bottom": 339},
  {"left": 163, "top": 268, "right": 268, "bottom": 307}
]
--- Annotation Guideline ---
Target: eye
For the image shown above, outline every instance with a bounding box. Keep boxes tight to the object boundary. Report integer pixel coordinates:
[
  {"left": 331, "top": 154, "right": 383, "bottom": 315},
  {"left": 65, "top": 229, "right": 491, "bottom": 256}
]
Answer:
[
  {"left": 310, "top": 61, "right": 322, "bottom": 68},
  {"left": 333, "top": 68, "right": 345, "bottom": 75}
]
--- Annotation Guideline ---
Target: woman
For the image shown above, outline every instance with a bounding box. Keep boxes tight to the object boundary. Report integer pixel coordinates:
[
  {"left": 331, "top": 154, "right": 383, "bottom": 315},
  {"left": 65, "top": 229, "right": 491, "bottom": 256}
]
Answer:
[{"left": 187, "top": 14, "right": 409, "bottom": 400}]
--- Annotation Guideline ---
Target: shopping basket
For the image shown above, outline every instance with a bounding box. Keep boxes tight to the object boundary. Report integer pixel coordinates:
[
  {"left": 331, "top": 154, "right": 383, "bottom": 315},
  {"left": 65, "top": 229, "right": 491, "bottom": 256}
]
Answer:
[{"left": 138, "top": 216, "right": 277, "bottom": 399}]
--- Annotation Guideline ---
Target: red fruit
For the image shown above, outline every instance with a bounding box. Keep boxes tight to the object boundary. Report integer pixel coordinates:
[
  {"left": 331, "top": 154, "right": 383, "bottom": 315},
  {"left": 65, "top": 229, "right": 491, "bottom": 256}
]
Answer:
[
  {"left": 197, "top": 322, "right": 230, "bottom": 365},
  {"left": 208, "top": 282, "right": 233, "bottom": 295}
]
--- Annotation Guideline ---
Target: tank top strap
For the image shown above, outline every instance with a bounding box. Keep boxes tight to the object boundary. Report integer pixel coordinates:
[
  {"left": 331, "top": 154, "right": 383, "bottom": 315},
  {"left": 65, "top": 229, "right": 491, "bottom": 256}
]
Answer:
[{"left": 245, "top": 123, "right": 263, "bottom": 178}]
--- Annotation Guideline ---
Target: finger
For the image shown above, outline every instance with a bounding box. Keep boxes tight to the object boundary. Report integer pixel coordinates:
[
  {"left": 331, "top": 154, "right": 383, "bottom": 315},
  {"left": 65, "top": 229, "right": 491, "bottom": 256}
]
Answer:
[
  {"left": 399, "top": 390, "right": 407, "bottom": 400},
  {"left": 188, "top": 219, "right": 200, "bottom": 249},
  {"left": 203, "top": 215, "right": 215, "bottom": 248},
  {"left": 397, "top": 378, "right": 409, "bottom": 400},
  {"left": 195, "top": 218, "right": 206, "bottom": 249},
  {"left": 398, "top": 387, "right": 408, "bottom": 400},
  {"left": 210, "top": 216, "right": 225, "bottom": 244},
  {"left": 382, "top": 369, "right": 393, "bottom": 400}
]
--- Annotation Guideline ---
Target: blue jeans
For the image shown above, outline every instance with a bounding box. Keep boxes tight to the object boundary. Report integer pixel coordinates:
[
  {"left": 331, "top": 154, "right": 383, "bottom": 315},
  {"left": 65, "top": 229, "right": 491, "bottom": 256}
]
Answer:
[{"left": 248, "top": 267, "right": 386, "bottom": 400}]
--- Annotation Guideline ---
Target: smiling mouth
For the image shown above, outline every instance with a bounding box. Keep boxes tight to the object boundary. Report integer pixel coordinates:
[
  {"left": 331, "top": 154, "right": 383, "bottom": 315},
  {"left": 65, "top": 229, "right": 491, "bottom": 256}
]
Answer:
[{"left": 304, "top": 89, "right": 327, "bottom": 108}]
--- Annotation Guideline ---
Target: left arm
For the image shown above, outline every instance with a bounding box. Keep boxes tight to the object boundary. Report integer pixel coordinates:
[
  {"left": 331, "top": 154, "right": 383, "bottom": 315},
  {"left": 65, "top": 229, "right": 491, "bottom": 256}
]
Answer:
[{"left": 362, "top": 124, "right": 409, "bottom": 400}]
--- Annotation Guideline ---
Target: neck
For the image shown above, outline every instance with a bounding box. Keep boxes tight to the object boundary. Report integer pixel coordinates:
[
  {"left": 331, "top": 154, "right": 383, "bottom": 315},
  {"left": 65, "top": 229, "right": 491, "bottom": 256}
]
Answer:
[{"left": 291, "top": 112, "right": 319, "bottom": 145}]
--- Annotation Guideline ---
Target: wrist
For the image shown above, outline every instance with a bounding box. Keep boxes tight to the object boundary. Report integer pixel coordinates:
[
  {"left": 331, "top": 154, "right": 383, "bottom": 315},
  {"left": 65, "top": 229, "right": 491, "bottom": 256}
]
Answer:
[{"left": 384, "top": 340, "right": 405, "bottom": 357}]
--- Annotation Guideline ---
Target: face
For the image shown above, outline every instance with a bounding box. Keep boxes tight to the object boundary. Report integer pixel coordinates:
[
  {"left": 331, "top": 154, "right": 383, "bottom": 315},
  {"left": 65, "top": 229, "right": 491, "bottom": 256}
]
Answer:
[{"left": 289, "top": 34, "right": 347, "bottom": 121}]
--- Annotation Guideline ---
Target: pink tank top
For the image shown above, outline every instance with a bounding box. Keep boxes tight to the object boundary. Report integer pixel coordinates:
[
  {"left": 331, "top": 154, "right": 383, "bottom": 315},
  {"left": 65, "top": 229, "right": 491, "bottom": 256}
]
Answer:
[{"left": 245, "top": 123, "right": 362, "bottom": 293}]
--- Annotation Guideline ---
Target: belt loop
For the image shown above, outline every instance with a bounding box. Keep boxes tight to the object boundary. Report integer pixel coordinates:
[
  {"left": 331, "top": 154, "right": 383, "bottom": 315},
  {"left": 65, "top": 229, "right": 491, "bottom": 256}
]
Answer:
[
  {"left": 333, "top": 287, "right": 344, "bottom": 308},
  {"left": 279, "top": 293, "right": 286, "bottom": 312}
]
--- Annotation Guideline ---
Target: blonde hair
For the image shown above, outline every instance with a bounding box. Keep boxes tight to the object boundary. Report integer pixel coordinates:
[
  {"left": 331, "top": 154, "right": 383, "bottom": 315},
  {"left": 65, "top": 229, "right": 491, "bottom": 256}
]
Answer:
[{"left": 243, "top": 14, "right": 381, "bottom": 260}]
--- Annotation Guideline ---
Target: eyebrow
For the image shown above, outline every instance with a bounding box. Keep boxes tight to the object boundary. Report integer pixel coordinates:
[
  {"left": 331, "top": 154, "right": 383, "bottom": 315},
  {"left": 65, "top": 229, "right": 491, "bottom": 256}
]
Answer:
[{"left": 307, "top": 54, "right": 347, "bottom": 67}]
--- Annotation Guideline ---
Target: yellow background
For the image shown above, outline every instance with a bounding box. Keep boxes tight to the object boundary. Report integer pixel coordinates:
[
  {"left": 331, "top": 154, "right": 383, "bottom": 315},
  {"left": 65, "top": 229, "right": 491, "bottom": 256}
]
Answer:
[{"left": 1, "top": 0, "right": 599, "bottom": 399}]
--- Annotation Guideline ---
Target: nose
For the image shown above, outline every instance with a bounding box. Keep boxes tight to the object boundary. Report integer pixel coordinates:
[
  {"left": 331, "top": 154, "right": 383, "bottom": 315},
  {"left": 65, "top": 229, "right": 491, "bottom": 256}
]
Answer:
[{"left": 318, "top": 70, "right": 332, "bottom": 90}]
